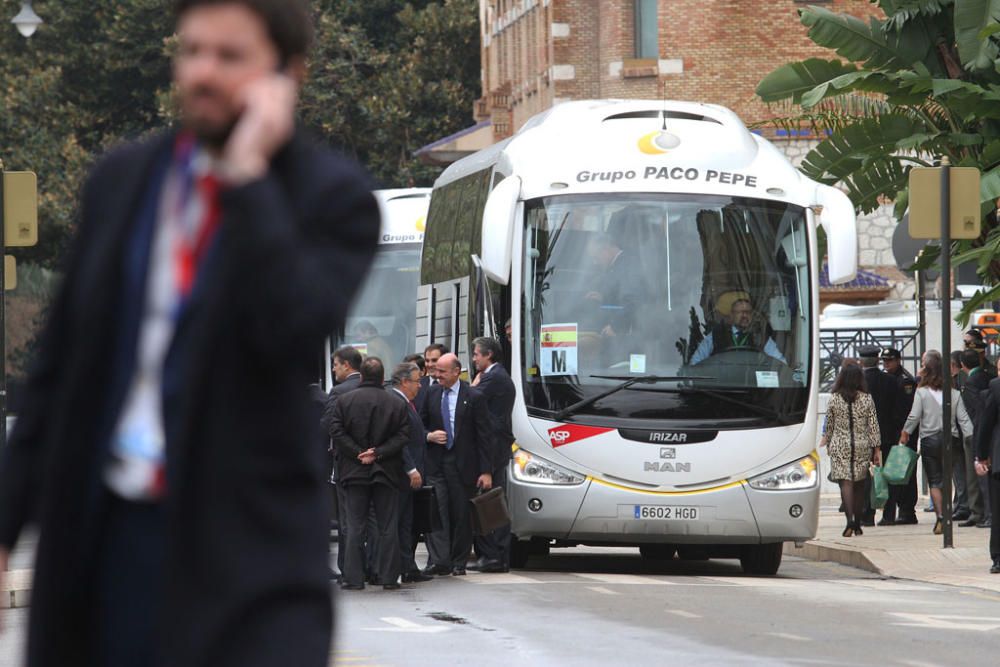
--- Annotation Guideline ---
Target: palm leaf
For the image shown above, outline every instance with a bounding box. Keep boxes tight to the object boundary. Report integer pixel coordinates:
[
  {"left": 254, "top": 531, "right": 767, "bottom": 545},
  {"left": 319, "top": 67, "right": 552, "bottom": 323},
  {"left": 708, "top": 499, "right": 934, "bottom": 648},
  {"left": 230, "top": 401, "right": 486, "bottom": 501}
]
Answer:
[
  {"left": 800, "top": 116, "right": 922, "bottom": 182},
  {"left": 801, "top": 6, "right": 918, "bottom": 70},
  {"left": 955, "top": 0, "right": 1000, "bottom": 70},
  {"left": 756, "top": 58, "right": 858, "bottom": 103},
  {"left": 841, "top": 158, "right": 909, "bottom": 214}
]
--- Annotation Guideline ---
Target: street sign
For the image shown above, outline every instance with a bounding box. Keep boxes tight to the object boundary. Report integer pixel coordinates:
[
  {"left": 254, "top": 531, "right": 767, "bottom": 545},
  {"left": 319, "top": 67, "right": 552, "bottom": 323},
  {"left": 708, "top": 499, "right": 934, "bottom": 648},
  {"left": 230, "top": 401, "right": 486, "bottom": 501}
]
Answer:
[
  {"left": 3, "top": 256, "right": 14, "bottom": 291},
  {"left": 907, "top": 166, "right": 981, "bottom": 239},
  {"left": 2, "top": 171, "right": 38, "bottom": 247}
]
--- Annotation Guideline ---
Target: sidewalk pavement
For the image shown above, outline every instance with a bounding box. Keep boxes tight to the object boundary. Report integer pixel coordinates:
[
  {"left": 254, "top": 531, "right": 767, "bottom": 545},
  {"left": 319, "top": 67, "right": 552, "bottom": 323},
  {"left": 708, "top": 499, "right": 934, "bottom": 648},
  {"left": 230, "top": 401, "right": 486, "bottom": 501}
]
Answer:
[{"left": 785, "top": 493, "right": 1000, "bottom": 593}]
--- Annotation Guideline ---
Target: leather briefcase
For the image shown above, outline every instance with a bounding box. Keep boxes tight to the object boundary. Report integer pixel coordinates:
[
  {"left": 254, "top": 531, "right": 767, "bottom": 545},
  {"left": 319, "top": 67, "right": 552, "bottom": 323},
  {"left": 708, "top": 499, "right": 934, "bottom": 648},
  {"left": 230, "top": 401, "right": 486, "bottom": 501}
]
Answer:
[
  {"left": 413, "top": 486, "right": 443, "bottom": 534},
  {"left": 469, "top": 487, "right": 511, "bottom": 536}
]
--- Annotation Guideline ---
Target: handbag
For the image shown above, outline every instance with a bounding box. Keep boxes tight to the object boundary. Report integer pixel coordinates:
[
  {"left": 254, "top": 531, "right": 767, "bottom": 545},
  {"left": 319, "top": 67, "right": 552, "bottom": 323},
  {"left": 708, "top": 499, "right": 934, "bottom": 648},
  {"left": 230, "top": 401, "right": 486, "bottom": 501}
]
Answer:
[
  {"left": 469, "top": 486, "right": 512, "bottom": 536},
  {"left": 869, "top": 464, "right": 889, "bottom": 509},
  {"left": 882, "top": 443, "right": 919, "bottom": 485},
  {"left": 412, "top": 486, "right": 443, "bottom": 534}
]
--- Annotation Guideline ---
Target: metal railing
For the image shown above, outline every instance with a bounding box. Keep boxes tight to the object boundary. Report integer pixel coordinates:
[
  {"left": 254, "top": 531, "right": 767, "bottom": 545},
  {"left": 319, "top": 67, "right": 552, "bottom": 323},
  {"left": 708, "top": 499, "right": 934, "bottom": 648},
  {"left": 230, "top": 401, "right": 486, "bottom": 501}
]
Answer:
[{"left": 819, "top": 327, "right": 921, "bottom": 392}]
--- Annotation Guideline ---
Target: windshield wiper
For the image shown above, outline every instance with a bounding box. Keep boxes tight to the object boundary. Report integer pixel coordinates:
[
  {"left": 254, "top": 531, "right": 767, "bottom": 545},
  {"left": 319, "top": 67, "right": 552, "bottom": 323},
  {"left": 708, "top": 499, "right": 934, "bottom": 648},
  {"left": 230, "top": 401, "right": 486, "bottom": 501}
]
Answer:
[{"left": 552, "top": 375, "right": 707, "bottom": 421}]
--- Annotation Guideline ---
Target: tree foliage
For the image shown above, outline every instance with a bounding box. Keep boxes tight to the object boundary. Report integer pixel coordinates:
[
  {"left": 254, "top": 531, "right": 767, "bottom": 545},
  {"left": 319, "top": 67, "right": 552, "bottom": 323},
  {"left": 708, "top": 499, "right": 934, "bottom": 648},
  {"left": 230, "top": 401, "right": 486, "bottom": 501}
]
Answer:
[
  {"left": 0, "top": 0, "right": 480, "bottom": 380},
  {"left": 756, "top": 0, "right": 1000, "bottom": 323}
]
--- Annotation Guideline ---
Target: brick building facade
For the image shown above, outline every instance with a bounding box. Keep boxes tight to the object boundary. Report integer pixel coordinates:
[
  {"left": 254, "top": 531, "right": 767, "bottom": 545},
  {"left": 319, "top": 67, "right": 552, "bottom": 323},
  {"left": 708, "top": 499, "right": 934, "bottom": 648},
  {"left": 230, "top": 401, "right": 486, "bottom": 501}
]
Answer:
[{"left": 455, "top": 0, "right": 905, "bottom": 298}]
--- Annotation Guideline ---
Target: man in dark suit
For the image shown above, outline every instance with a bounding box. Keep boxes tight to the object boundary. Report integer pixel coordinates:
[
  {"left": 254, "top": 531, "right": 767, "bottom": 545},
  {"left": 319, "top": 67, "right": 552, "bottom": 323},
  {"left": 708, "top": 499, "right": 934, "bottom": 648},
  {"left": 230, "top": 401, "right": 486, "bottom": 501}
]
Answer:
[
  {"left": 961, "top": 349, "right": 990, "bottom": 527},
  {"left": 974, "top": 374, "right": 1000, "bottom": 573},
  {"left": 420, "top": 353, "right": 494, "bottom": 575},
  {"left": 0, "top": 2, "right": 379, "bottom": 665},
  {"left": 858, "top": 346, "right": 906, "bottom": 525},
  {"left": 882, "top": 347, "right": 920, "bottom": 524},
  {"left": 388, "top": 361, "right": 433, "bottom": 583},
  {"left": 321, "top": 345, "right": 364, "bottom": 579},
  {"left": 470, "top": 337, "right": 516, "bottom": 572},
  {"left": 330, "top": 358, "right": 409, "bottom": 590},
  {"left": 416, "top": 343, "right": 448, "bottom": 414}
]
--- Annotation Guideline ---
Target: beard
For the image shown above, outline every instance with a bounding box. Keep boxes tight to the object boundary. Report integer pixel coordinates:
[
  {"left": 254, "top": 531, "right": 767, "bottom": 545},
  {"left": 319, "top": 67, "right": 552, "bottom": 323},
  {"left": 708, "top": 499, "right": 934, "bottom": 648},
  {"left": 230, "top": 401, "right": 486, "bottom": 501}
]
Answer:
[{"left": 178, "top": 87, "right": 240, "bottom": 150}]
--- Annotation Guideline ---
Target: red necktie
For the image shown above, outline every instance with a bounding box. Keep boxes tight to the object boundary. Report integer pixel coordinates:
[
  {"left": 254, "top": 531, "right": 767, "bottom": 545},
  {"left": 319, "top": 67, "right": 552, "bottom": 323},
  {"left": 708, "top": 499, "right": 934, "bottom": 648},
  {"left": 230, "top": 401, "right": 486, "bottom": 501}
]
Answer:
[{"left": 175, "top": 173, "right": 222, "bottom": 298}]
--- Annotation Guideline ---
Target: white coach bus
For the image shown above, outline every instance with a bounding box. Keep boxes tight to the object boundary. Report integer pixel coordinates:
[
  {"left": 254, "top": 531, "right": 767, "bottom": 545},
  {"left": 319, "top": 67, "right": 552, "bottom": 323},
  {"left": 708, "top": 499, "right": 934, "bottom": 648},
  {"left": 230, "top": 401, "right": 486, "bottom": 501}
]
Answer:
[
  {"left": 417, "top": 100, "right": 857, "bottom": 574},
  {"left": 324, "top": 188, "right": 430, "bottom": 386}
]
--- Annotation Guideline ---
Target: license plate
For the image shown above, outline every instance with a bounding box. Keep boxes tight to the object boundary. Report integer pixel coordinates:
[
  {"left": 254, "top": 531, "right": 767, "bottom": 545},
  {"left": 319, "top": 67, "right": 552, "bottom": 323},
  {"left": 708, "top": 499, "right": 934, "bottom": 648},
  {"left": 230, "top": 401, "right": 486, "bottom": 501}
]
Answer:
[{"left": 634, "top": 505, "right": 699, "bottom": 520}]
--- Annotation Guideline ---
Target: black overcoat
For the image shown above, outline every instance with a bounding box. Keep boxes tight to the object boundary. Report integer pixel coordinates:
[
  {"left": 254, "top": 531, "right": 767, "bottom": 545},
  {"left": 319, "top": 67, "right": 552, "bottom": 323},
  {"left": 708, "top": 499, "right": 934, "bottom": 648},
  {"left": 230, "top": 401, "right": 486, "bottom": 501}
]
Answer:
[{"left": 0, "top": 131, "right": 379, "bottom": 666}]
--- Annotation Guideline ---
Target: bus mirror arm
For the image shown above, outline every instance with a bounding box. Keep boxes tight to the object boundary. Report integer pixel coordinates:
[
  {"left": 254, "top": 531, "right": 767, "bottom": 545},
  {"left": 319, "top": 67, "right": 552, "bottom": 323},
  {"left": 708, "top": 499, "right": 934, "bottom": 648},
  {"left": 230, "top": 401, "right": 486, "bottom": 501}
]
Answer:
[{"left": 813, "top": 184, "right": 858, "bottom": 285}]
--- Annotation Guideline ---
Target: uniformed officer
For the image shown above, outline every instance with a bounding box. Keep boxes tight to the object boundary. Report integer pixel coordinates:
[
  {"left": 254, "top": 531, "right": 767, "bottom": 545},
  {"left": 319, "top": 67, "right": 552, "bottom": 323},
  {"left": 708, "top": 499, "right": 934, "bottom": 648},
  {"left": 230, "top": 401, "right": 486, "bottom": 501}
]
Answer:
[
  {"left": 858, "top": 346, "right": 907, "bottom": 525},
  {"left": 965, "top": 329, "right": 997, "bottom": 380},
  {"left": 881, "top": 347, "right": 919, "bottom": 524}
]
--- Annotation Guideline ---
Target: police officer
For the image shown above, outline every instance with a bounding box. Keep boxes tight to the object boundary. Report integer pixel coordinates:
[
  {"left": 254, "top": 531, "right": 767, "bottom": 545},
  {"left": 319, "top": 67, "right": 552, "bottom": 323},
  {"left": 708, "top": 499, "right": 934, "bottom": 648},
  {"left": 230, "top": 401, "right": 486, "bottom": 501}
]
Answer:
[
  {"left": 858, "top": 346, "right": 907, "bottom": 525},
  {"left": 881, "top": 347, "right": 919, "bottom": 524}
]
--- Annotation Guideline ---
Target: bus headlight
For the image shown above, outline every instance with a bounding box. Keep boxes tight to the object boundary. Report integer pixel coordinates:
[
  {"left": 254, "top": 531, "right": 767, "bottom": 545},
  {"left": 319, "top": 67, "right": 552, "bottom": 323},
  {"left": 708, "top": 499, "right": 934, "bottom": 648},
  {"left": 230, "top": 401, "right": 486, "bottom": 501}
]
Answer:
[
  {"left": 747, "top": 455, "right": 818, "bottom": 491},
  {"left": 512, "top": 449, "right": 585, "bottom": 486}
]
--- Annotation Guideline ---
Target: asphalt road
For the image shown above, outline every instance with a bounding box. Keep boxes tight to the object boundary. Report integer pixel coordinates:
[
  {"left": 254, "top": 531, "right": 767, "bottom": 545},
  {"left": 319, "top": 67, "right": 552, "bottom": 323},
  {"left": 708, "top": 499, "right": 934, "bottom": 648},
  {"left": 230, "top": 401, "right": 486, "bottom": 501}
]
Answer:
[{"left": 3, "top": 546, "right": 1000, "bottom": 666}]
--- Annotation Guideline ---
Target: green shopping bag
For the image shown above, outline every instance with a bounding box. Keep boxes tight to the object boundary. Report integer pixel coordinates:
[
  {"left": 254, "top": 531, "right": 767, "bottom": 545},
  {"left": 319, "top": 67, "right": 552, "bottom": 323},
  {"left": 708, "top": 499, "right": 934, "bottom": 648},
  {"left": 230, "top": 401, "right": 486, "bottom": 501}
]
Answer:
[
  {"left": 869, "top": 465, "right": 889, "bottom": 509},
  {"left": 882, "top": 444, "right": 918, "bottom": 485}
]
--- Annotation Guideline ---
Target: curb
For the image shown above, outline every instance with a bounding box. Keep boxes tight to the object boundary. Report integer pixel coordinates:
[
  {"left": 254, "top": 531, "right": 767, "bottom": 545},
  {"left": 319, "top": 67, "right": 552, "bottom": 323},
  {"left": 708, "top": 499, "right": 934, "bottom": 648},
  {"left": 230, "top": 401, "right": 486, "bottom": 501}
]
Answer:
[{"left": 784, "top": 540, "right": 883, "bottom": 575}]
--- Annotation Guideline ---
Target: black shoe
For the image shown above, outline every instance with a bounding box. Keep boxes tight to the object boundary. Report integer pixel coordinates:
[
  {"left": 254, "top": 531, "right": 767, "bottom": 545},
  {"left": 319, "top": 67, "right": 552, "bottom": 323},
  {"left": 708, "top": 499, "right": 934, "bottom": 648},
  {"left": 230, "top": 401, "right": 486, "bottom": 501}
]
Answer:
[
  {"left": 959, "top": 518, "right": 979, "bottom": 527},
  {"left": 923, "top": 506, "right": 935, "bottom": 513},
  {"left": 896, "top": 515, "right": 918, "bottom": 525},
  {"left": 401, "top": 571, "right": 433, "bottom": 583},
  {"left": 859, "top": 518, "right": 875, "bottom": 527},
  {"left": 877, "top": 517, "right": 896, "bottom": 526},
  {"left": 340, "top": 583, "right": 364, "bottom": 591},
  {"left": 421, "top": 564, "right": 452, "bottom": 576},
  {"left": 952, "top": 510, "right": 971, "bottom": 521},
  {"left": 477, "top": 559, "right": 507, "bottom": 573},
  {"left": 451, "top": 567, "right": 467, "bottom": 576},
  {"left": 991, "top": 559, "right": 1000, "bottom": 574},
  {"left": 978, "top": 519, "right": 992, "bottom": 528},
  {"left": 933, "top": 518, "right": 943, "bottom": 535},
  {"left": 853, "top": 520, "right": 864, "bottom": 536},
  {"left": 842, "top": 522, "right": 855, "bottom": 538},
  {"left": 383, "top": 582, "right": 401, "bottom": 590}
]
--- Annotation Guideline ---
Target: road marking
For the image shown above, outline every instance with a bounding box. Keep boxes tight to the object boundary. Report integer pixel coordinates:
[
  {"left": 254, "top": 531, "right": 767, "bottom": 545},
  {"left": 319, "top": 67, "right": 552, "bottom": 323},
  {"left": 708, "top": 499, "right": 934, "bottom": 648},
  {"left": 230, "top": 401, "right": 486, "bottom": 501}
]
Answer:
[
  {"left": 766, "top": 632, "right": 810, "bottom": 641},
  {"left": 464, "top": 572, "right": 544, "bottom": 585},
  {"left": 361, "top": 617, "right": 451, "bottom": 634},
  {"left": 664, "top": 609, "right": 701, "bottom": 619},
  {"left": 586, "top": 586, "right": 620, "bottom": 595},
  {"left": 887, "top": 612, "right": 1000, "bottom": 632},
  {"left": 574, "top": 573, "right": 673, "bottom": 585},
  {"left": 829, "top": 579, "right": 936, "bottom": 592}
]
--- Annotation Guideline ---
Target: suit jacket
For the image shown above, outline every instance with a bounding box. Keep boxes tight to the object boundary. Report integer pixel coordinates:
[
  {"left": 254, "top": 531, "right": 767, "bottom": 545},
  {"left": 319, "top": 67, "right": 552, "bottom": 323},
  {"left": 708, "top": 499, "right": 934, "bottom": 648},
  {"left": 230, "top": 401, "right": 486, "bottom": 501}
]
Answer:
[
  {"left": 390, "top": 388, "right": 426, "bottom": 477},
  {"left": 329, "top": 382, "right": 409, "bottom": 488},
  {"left": 320, "top": 372, "right": 362, "bottom": 436},
  {"left": 415, "top": 375, "right": 435, "bottom": 415},
  {"left": 0, "top": 130, "right": 379, "bottom": 667},
  {"left": 962, "top": 368, "right": 990, "bottom": 431},
  {"left": 863, "top": 367, "right": 906, "bottom": 447},
  {"left": 419, "top": 380, "right": 493, "bottom": 486},
  {"left": 976, "top": 377, "right": 1000, "bottom": 467},
  {"left": 475, "top": 364, "right": 516, "bottom": 467}
]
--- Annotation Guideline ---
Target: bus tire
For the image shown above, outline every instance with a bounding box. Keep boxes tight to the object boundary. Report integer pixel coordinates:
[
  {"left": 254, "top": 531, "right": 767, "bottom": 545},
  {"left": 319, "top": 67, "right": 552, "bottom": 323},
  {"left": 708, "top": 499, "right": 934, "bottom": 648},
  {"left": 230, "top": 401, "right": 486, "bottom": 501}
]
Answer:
[
  {"left": 639, "top": 544, "right": 676, "bottom": 560},
  {"left": 740, "top": 542, "right": 783, "bottom": 575},
  {"left": 676, "top": 546, "right": 709, "bottom": 561}
]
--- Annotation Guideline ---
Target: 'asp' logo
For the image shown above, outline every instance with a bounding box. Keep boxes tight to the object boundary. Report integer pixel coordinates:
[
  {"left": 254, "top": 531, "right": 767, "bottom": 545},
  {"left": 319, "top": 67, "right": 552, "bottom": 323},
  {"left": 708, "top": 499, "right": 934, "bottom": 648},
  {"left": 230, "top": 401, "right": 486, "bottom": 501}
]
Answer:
[{"left": 547, "top": 424, "right": 615, "bottom": 448}]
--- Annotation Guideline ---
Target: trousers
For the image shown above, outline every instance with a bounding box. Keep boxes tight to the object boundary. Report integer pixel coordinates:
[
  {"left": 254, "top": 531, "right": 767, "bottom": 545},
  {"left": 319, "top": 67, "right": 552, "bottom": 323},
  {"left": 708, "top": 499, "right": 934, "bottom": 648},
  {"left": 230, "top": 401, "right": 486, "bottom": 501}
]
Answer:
[
  {"left": 473, "top": 464, "right": 511, "bottom": 566},
  {"left": 425, "top": 451, "right": 475, "bottom": 569},
  {"left": 342, "top": 481, "right": 400, "bottom": 587},
  {"left": 989, "top": 474, "right": 1000, "bottom": 559}
]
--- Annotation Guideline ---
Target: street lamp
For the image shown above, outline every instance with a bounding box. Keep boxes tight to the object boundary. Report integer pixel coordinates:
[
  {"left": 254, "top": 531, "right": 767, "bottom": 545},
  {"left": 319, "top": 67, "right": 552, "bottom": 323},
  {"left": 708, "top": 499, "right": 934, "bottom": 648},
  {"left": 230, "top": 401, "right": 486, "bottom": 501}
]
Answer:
[{"left": 11, "top": 1, "right": 42, "bottom": 38}]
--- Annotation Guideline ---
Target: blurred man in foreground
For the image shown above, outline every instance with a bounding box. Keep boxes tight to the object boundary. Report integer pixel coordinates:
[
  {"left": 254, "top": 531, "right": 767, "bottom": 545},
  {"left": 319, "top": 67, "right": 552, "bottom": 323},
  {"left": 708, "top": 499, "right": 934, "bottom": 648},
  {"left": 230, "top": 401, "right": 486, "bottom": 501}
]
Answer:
[{"left": 0, "top": 1, "right": 379, "bottom": 665}]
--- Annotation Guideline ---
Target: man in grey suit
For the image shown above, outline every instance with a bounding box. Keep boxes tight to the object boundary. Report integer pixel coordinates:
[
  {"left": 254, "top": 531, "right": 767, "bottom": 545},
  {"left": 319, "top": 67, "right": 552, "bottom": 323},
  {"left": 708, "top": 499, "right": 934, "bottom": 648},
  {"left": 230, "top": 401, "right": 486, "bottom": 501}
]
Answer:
[{"left": 322, "top": 345, "right": 364, "bottom": 580}]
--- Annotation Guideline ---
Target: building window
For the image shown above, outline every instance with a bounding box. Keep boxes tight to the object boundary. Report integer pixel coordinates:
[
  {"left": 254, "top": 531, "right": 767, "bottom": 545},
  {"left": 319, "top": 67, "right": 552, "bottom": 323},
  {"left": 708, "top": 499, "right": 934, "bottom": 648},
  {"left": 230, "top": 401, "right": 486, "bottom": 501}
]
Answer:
[{"left": 634, "top": 0, "right": 658, "bottom": 59}]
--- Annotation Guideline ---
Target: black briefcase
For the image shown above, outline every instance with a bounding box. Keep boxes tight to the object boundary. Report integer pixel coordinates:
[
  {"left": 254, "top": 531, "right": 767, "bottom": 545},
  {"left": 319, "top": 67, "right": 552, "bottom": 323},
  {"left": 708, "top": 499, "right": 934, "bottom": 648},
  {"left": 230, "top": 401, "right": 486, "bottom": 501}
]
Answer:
[
  {"left": 413, "top": 486, "right": 443, "bottom": 534},
  {"left": 469, "top": 487, "right": 511, "bottom": 536}
]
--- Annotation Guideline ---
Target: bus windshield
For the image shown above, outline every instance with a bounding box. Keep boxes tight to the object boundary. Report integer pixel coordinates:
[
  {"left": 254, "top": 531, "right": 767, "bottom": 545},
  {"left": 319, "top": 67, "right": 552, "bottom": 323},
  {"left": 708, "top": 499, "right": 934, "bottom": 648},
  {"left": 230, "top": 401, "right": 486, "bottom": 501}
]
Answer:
[
  {"left": 522, "top": 193, "right": 811, "bottom": 427},
  {"left": 337, "top": 243, "right": 422, "bottom": 372}
]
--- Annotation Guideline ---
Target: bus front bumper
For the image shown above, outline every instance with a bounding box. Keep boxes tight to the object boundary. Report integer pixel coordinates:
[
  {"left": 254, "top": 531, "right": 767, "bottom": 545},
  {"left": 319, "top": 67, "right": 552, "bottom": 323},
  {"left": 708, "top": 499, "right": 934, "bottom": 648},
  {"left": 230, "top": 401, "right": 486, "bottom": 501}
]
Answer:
[{"left": 508, "top": 474, "right": 819, "bottom": 545}]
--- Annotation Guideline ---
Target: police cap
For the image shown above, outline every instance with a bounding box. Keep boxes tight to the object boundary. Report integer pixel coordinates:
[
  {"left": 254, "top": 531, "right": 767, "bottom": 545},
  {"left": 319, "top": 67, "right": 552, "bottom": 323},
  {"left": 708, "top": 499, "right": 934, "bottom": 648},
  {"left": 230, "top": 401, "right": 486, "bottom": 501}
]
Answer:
[
  {"left": 880, "top": 347, "right": 902, "bottom": 360},
  {"left": 858, "top": 345, "right": 881, "bottom": 359}
]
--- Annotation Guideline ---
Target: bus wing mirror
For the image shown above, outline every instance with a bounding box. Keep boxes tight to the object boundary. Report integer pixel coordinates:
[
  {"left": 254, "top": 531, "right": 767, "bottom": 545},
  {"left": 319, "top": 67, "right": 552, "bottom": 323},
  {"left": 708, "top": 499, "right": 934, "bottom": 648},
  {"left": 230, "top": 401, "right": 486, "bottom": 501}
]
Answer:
[
  {"left": 814, "top": 184, "right": 857, "bottom": 285},
  {"left": 481, "top": 175, "right": 521, "bottom": 285}
]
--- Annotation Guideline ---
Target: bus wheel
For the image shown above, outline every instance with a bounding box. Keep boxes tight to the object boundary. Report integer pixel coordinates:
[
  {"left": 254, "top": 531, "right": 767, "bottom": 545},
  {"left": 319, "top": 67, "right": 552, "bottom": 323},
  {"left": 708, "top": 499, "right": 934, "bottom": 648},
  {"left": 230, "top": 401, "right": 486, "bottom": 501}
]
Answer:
[
  {"left": 639, "top": 545, "right": 675, "bottom": 560},
  {"left": 740, "top": 543, "right": 783, "bottom": 575},
  {"left": 511, "top": 538, "right": 549, "bottom": 569}
]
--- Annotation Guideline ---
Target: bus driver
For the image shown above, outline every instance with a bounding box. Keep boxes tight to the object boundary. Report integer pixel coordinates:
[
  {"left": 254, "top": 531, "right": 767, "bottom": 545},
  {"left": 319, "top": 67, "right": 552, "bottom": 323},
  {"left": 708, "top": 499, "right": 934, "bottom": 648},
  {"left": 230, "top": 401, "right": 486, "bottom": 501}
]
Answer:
[{"left": 689, "top": 291, "right": 786, "bottom": 365}]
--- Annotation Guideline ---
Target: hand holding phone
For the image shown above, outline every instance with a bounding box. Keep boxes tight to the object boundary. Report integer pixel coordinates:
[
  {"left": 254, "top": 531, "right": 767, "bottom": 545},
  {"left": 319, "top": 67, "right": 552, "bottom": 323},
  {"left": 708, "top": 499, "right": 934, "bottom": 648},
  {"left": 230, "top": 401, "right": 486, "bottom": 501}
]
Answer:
[{"left": 221, "top": 73, "right": 297, "bottom": 184}]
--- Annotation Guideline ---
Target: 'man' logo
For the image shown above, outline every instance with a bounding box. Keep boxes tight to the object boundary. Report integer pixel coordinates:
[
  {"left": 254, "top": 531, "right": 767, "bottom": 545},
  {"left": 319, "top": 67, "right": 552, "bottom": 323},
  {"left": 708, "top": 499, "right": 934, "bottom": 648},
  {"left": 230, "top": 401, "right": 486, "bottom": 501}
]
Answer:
[{"left": 644, "top": 462, "right": 692, "bottom": 472}]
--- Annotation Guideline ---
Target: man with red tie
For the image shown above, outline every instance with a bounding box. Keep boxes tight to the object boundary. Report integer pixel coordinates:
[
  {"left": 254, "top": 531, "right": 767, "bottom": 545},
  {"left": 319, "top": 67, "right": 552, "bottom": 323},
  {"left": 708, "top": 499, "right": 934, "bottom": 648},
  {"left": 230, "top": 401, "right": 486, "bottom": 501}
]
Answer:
[{"left": 0, "top": 1, "right": 379, "bottom": 665}]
